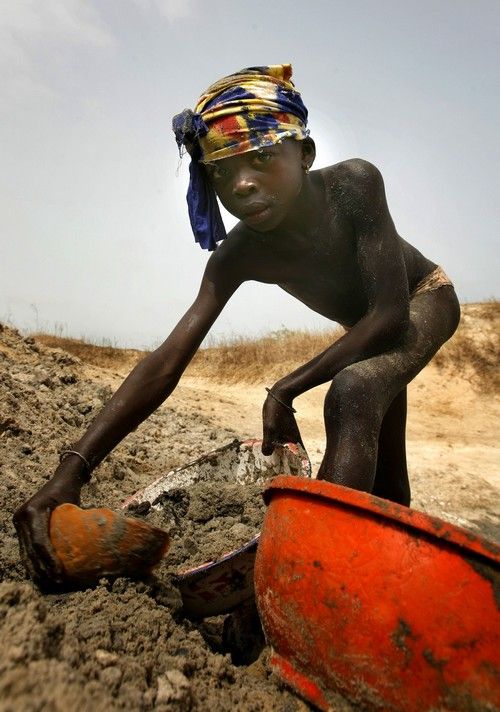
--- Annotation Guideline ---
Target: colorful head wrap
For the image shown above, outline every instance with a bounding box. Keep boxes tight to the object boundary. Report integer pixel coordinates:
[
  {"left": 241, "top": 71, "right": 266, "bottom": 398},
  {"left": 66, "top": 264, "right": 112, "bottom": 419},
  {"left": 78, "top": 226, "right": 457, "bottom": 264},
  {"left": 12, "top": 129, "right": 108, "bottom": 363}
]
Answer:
[{"left": 172, "top": 64, "right": 309, "bottom": 250}]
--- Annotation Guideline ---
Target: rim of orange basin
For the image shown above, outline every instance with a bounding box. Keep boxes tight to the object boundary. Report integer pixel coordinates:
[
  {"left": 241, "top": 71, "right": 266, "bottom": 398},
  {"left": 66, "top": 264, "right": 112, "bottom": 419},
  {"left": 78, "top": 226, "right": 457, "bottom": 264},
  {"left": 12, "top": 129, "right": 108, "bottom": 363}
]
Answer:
[{"left": 263, "top": 476, "right": 500, "bottom": 565}]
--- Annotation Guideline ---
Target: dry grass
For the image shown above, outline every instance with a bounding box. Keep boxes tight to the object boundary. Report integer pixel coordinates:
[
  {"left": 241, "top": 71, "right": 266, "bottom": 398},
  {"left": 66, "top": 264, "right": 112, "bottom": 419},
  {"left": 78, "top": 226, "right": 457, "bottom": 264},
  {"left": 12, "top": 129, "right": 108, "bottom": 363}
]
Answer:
[
  {"left": 34, "top": 328, "right": 345, "bottom": 383},
  {"left": 33, "top": 301, "right": 499, "bottom": 391},
  {"left": 432, "top": 301, "right": 500, "bottom": 392},
  {"left": 189, "top": 327, "right": 345, "bottom": 384},
  {"left": 34, "top": 334, "right": 147, "bottom": 371}
]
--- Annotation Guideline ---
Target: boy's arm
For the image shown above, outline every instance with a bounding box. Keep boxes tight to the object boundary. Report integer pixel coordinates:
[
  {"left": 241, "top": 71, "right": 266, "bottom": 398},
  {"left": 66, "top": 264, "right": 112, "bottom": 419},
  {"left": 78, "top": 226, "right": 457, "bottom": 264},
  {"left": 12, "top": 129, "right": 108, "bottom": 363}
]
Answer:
[
  {"left": 14, "top": 247, "right": 243, "bottom": 587},
  {"left": 262, "top": 160, "right": 409, "bottom": 452}
]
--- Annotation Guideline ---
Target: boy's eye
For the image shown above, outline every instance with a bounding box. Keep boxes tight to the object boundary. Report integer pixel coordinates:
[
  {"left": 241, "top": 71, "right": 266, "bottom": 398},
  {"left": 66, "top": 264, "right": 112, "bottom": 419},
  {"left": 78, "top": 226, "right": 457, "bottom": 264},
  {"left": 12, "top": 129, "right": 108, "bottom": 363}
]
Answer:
[
  {"left": 205, "top": 163, "right": 229, "bottom": 180},
  {"left": 254, "top": 150, "right": 272, "bottom": 164}
]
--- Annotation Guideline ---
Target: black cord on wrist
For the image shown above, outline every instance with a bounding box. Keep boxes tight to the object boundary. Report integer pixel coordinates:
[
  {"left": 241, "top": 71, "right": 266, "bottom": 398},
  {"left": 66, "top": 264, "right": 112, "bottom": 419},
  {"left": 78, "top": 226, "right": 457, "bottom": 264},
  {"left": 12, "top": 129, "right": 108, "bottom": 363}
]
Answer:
[
  {"left": 59, "top": 450, "right": 92, "bottom": 483},
  {"left": 265, "top": 387, "right": 297, "bottom": 414}
]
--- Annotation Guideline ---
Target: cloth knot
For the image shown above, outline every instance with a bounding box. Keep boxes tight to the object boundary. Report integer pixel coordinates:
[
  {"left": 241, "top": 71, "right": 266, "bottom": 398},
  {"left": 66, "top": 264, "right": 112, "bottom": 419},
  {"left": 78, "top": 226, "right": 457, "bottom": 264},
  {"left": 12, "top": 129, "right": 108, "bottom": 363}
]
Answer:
[{"left": 172, "top": 109, "right": 208, "bottom": 155}]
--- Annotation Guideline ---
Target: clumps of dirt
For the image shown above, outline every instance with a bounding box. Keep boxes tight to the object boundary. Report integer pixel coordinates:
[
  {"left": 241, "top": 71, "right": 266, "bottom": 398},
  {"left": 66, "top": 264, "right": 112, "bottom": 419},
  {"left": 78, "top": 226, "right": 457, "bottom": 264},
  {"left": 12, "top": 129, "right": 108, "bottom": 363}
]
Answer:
[
  {"left": 0, "top": 323, "right": 309, "bottom": 711},
  {"left": 0, "top": 579, "right": 283, "bottom": 712},
  {"left": 134, "top": 482, "right": 266, "bottom": 570}
]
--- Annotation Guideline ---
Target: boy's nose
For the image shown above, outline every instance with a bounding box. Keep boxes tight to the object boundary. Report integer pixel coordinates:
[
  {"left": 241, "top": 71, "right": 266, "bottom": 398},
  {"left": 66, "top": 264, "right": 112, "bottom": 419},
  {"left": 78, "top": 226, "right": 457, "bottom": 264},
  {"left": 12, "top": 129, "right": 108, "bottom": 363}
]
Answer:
[{"left": 232, "top": 170, "right": 258, "bottom": 196}]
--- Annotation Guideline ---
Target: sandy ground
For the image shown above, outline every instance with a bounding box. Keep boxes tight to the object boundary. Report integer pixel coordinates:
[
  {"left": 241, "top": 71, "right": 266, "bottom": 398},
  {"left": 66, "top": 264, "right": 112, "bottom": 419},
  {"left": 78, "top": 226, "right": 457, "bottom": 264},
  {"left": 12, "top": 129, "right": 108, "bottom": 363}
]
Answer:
[{"left": 0, "top": 318, "right": 498, "bottom": 711}]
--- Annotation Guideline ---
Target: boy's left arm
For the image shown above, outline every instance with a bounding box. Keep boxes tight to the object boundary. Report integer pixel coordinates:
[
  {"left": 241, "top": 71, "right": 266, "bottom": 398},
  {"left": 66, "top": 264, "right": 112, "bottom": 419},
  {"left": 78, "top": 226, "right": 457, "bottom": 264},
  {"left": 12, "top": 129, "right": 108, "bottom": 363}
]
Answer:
[{"left": 262, "top": 160, "right": 410, "bottom": 453}]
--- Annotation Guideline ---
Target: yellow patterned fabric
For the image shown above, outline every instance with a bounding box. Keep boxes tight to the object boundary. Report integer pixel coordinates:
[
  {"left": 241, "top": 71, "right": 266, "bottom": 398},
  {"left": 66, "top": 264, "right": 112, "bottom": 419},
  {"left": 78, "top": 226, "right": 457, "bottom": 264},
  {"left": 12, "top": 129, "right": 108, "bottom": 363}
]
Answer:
[{"left": 194, "top": 64, "right": 309, "bottom": 162}]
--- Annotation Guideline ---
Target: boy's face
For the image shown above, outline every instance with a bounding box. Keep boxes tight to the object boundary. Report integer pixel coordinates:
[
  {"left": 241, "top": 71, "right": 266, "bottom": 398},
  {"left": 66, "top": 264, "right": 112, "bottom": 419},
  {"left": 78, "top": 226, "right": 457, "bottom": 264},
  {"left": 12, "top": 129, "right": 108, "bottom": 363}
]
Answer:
[{"left": 204, "top": 139, "right": 311, "bottom": 232}]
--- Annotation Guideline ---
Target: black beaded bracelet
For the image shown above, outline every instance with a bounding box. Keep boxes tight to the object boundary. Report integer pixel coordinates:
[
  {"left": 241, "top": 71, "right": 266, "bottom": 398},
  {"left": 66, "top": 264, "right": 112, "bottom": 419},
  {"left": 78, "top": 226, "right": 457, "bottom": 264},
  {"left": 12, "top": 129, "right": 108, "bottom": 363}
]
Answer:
[{"left": 265, "top": 387, "right": 297, "bottom": 414}]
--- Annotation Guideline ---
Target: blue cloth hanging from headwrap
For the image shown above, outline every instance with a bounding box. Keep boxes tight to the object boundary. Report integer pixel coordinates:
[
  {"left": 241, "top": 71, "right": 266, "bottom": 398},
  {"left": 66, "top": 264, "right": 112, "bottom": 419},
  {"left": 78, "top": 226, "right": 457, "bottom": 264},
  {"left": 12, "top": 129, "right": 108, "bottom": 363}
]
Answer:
[{"left": 172, "top": 110, "right": 226, "bottom": 251}]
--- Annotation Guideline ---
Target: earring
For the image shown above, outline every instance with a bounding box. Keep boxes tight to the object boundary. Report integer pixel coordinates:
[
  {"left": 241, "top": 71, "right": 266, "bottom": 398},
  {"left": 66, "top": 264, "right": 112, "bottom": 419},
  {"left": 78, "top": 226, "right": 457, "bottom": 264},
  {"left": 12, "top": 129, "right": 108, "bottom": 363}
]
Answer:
[{"left": 304, "top": 165, "right": 310, "bottom": 174}]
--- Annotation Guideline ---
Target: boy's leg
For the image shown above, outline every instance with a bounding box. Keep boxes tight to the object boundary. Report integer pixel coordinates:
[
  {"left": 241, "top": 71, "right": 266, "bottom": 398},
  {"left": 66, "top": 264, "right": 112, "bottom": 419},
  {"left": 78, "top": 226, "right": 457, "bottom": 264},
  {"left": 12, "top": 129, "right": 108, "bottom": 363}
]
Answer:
[
  {"left": 372, "top": 388, "right": 410, "bottom": 506},
  {"left": 317, "top": 286, "right": 460, "bottom": 496},
  {"left": 317, "top": 363, "right": 384, "bottom": 490}
]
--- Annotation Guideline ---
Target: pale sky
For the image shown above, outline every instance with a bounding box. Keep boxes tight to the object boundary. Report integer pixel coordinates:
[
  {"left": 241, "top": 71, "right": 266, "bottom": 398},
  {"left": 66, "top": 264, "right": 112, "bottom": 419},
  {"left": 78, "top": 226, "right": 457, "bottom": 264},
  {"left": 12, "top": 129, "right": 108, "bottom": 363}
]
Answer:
[{"left": 1, "top": 0, "right": 499, "bottom": 348}]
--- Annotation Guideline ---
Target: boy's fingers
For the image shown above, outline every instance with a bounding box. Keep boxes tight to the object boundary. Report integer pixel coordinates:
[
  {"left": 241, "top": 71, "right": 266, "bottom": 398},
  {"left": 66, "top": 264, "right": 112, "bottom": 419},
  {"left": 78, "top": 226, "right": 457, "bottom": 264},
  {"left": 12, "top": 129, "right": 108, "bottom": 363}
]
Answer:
[
  {"left": 13, "top": 508, "right": 64, "bottom": 588},
  {"left": 261, "top": 441, "right": 275, "bottom": 456},
  {"left": 261, "top": 431, "right": 276, "bottom": 456},
  {"left": 22, "top": 536, "right": 64, "bottom": 588},
  {"left": 261, "top": 443, "right": 275, "bottom": 456}
]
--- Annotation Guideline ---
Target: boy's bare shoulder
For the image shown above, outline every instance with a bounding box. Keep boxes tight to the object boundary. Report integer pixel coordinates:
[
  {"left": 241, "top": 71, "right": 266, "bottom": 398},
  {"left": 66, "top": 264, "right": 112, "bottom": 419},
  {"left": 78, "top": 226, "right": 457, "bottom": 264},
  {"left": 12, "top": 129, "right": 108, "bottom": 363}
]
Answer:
[
  {"left": 322, "top": 158, "right": 388, "bottom": 221},
  {"left": 205, "top": 221, "right": 255, "bottom": 282},
  {"left": 323, "top": 158, "right": 383, "bottom": 193},
  {"left": 213, "top": 222, "right": 251, "bottom": 258},
  {"left": 215, "top": 220, "right": 264, "bottom": 260}
]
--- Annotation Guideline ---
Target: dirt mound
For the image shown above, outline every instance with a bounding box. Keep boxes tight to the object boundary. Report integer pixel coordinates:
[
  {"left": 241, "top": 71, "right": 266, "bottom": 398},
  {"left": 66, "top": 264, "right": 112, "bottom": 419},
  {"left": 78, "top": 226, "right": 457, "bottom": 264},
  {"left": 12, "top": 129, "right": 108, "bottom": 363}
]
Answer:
[
  {"left": 0, "top": 323, "right": 307, "bottom": 711},
  {"left": 1, "top": 307, "right": 499, "bottom": 711}
]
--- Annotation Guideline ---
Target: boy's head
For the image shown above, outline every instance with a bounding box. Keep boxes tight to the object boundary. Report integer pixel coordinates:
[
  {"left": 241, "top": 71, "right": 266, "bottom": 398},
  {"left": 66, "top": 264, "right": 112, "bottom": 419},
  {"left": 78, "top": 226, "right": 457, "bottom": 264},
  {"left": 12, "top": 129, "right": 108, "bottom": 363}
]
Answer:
[{"left": 173, "top": 64, "right": 312, "bottom": 249}]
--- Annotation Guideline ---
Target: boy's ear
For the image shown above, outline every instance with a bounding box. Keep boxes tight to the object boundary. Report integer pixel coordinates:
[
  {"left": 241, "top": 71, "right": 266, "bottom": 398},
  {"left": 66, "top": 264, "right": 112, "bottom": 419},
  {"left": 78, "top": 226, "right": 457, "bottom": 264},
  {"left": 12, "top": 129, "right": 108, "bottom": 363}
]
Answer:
[{"left": 301, "top": 137, "right": 316, "bottom": 170}]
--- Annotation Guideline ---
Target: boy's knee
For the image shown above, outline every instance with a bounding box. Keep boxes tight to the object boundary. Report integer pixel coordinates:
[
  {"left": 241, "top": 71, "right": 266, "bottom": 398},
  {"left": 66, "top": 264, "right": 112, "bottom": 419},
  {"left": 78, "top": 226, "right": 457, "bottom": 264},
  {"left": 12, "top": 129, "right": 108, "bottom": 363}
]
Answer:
[{"left": 324, "top": 367, "right": 380, "bottom": 421}]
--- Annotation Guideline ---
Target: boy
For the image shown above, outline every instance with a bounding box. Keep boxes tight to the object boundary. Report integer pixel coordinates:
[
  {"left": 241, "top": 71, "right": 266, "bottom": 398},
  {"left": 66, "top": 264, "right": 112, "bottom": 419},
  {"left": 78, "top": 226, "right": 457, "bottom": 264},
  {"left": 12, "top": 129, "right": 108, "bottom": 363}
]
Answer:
[{"left": 14, "top": 64, "right": 460, "bottom": 587}]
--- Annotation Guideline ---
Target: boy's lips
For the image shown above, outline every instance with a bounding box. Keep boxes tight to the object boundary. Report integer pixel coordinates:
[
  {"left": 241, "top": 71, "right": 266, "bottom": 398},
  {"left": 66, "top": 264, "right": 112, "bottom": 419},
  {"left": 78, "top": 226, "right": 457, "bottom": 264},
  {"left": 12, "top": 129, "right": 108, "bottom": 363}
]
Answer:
[{"left": 241, "top": 203, "right": 272, "bottom": 225}]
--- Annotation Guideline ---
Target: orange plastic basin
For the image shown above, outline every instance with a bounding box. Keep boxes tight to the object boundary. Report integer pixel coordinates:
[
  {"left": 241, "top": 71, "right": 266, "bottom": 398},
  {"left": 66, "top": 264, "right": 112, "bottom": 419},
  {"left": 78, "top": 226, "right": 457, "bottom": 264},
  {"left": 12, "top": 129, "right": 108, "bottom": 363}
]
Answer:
[{"left": 254, "top": 476, "right": 500, "bottom": 712}]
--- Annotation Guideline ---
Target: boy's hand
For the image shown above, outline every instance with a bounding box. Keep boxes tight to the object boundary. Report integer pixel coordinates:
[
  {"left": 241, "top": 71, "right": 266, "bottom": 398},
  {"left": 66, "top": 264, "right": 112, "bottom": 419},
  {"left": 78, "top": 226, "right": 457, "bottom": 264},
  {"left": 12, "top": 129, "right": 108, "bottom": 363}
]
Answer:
[
  {"left": 262, "top": 391, "right": 303, "bottom": 455},
  {"left": 13, "top": 471, "right": 82, "bottom": 589}
]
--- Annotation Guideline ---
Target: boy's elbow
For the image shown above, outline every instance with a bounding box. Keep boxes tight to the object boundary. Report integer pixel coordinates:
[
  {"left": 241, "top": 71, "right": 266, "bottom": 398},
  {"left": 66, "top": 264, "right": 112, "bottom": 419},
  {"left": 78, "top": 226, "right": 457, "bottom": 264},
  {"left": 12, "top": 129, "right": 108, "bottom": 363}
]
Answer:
[{"left": 128, "top": 349, "right": 184, "bottom": 396}]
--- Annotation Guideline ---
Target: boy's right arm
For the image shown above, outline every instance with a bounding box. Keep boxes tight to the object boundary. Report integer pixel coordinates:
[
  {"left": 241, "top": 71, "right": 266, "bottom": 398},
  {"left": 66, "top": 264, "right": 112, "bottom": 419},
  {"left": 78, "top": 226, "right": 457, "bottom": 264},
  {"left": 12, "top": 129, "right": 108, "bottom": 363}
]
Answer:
[{"left": 13, "top": 248, "right": 243, "bottom": 588}]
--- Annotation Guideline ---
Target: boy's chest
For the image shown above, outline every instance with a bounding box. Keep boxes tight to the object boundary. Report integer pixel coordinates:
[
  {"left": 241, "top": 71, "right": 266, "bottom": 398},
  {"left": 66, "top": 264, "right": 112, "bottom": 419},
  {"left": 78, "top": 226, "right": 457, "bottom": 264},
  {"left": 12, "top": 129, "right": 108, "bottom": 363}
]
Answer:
[{"left": 251, "top": 217, "right": 368, "bottom": 325}]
